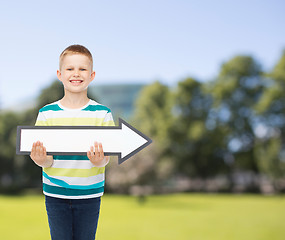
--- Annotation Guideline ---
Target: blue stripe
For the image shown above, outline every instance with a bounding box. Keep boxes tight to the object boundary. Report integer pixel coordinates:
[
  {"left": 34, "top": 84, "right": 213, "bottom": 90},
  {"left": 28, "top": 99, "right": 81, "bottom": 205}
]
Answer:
[
  {"left": 54, "top": 155, "right": 89, "bottom": 160},
  {"left": 39, "top": 104, "right": 63, "bottom": 112},
  {"left": 43, "top": 172, "right": 105, "bottom": 190},
  {"left": 82, "top": 105, "right": 111, "bottom": 113},
  {"left": 43, "top": 183, "right": 104, "bottom": 196}
]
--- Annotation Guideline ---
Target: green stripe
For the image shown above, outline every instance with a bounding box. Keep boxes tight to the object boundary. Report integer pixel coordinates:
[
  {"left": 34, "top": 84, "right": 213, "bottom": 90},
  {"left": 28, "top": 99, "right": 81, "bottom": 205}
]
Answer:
[
  {"left": 35, "top": 120, "right": 48, "bottom": 126},
  {"left": 82, "top": 105, "right": 111, "bottom": 112},
  {"left": 43, "top": 183, "right": 104, "bottom": 196},
  {"left": 54, "top": 155, "right": 89, "bottom": 160},
  {"left": 44, "top": 117, "right": 104, "bottom": 126},
  {"left": 40, "top": 104, "right": 63, "bottom": 112},
  {"left": 43, "top": 166, "right": 105, "bottom": 178}
]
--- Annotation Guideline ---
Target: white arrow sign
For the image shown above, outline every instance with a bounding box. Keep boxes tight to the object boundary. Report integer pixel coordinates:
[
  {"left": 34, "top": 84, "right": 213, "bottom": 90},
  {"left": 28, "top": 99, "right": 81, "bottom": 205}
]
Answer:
[{"left": 16, "top": 118, "right": 152, "bottom": 164}]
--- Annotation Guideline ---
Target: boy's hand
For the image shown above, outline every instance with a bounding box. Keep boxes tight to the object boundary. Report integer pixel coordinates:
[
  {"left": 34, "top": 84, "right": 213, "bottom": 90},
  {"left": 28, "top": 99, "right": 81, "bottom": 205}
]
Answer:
[
  {"left": 30, "top": 141, "right": 53, "bottom": 168},
  {"left": 87, "top": 142, "right": 110, "bottom": 167}
]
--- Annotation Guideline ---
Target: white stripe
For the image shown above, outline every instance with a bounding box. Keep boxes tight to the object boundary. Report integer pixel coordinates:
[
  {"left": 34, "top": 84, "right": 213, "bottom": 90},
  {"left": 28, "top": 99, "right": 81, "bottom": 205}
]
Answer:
[
  {"left": 43, "top": 173, "right": 105, "bottom": 186},
  {"left": 89, "top": 100, "right": 99, "bottom": 105},
  {"left": 43, "top": 191, "right": 103, "bottom": 199},
  {"left": 36, "top": 112, "right": 47, "bottom": 122},
  {"left": 103, "top": 112, "right": 114, "bottom": 123},
  {"left": 42, "top": 110, "right": 109, "bottom": 120},
  {"left": 52, "top": 160, "right": 94, "bottom": 169},
  {"left": 43, "top": 177, "right": 62, "bottom": 187}
]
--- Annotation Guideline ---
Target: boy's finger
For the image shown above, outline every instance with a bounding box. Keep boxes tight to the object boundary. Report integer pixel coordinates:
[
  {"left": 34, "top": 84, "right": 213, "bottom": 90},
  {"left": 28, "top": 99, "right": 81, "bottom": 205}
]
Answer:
[
  {"left": 88, "top": 147, "right": 94, "bottom": 159},
  {"left": 36, "top": 145, "right": 43, "bottom": 156},
  {"left": 90, "top": 146, "right": 94, "bottom": 154},
  {"left": 94, "top": 142, "right": 99, "bottom": 154},
  {"left": 40, "top": 146, "right": 44, "bottom": 156},
  {"left": 96, "top": 142, "right": 103, "bottom": 159},
  {"left": 31, "top": 142, "right": 36, "bottom": 153},
  {"left": 32, "top": 142, "right": 36, "bottom": 152},
  {"left": 34, "top": 145, "right": 39, "bottom": 155},
  {"left": 36, "top": 147, "right": 41, "bottom": 157},
  {"left": 39, "top": 148, "right": 43, "bottom": 157},
  {"left": 87, "top": 151, "right": 91, "bottom": 159},
  {"left": 99, "top": 143, "right": 104, "bottom": 156},
  {"left": 30, "top": 143, "right": 35, "bottom": 158}
]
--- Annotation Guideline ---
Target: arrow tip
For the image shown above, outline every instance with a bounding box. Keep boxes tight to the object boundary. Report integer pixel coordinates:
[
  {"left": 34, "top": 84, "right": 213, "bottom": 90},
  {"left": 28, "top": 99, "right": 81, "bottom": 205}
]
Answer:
[{"left": 118, "top": 118, "right": 152, "bottom": 164}]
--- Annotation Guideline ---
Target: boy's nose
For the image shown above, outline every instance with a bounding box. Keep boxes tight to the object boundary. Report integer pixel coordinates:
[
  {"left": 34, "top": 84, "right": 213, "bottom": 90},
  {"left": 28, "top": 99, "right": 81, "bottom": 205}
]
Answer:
[{"left": 73, "top": 71, "right": 80, "bottom": 77}]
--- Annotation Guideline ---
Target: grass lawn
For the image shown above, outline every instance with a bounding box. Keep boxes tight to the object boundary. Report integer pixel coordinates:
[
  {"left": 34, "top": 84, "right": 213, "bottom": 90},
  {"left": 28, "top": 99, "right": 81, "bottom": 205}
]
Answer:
[{"left": 0, "top": 194, "right": 284, "bottom": 240}]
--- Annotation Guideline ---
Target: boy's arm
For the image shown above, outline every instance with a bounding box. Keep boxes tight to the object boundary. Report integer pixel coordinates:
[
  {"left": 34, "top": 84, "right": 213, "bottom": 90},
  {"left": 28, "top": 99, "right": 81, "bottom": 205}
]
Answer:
[{"left": 30, "top": 141, "right": 54, "bottom": 168}]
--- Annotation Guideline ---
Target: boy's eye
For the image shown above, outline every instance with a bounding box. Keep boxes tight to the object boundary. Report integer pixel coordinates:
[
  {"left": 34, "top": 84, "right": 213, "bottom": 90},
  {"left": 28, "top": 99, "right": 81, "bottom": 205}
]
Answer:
[
  {"left": 67, "top": 68, "right": 73, "bottom": 71},
  {"left": 80, "top": 68, "right": 87, "bottom": 71}
]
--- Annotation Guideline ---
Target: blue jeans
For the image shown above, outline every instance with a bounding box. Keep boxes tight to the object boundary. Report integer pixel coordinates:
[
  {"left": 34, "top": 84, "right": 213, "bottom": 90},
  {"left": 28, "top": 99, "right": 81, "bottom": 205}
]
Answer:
[{"left": 45, "top": 195, "right": 101, "bottom": 240}]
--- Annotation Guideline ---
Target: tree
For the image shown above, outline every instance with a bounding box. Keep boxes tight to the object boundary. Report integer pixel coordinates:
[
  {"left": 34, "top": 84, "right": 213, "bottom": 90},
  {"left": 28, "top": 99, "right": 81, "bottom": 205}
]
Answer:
[
  {"left": 170, "top": 77, "right": 226, "bottom": 178},
  {"left": 131, "top": 81, "right": 174, "bottom": 179},
  {"left": 210, "top": 56, "right": 263, "bottom": 173},
  {"left": 0, "top": 111, "right": 24, "bottom": 192},
  {"left": 254, "top": 51, "right": 285, "bottom": 184},
  {"left": 132, "top": 81, "right": 173, "bottom": 149}
]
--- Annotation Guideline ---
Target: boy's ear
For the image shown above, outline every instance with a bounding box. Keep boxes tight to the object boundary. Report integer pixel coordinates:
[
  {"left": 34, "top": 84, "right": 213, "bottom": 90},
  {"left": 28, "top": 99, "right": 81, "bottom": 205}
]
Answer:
[
  {"left": 90, "top": 71, "right": 96, "bottom": 82},
  {"left": 57, "top": 70, "right": 62, "bottom": 82}
]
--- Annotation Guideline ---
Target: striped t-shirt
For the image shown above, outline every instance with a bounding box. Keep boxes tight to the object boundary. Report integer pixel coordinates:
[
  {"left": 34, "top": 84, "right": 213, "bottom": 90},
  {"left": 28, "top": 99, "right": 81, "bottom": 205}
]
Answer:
[{"left": 35, "top": 99, "right": 114, "bottom": 199}]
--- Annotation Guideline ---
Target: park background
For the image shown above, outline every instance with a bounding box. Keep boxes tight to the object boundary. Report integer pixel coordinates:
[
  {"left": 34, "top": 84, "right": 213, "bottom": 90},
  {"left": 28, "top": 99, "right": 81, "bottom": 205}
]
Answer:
[{"left": 0, "top": 1, "right": 285, "bottom": 239}]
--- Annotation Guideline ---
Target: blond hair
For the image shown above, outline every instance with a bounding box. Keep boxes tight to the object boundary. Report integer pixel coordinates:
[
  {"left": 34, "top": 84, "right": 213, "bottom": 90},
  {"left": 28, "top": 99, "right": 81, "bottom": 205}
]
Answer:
[{"left": 59, "top": 44, "right": 93, "bottom": 70}]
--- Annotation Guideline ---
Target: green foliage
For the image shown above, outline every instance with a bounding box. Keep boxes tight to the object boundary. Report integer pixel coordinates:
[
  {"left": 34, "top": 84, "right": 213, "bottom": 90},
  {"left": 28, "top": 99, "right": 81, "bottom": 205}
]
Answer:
[
  {"left": 269, "top": 50, "right": 285, "bottom": 82},
  {"left": 209, "top": 56, "right": 264, "bottom": 173},
  {"left": 0, "top": 110, "right": 42, "bottom": 192},
  {"left": 132, "top": 81, "right": 173, "bottom": 149},
  {"left": 255, "top": 137, "right": 285, "bottom": 180},
  {"left": 255, "top": 51, "right": 285, "bottom": 115},
  {"left": 253, "top": 51, "right": 285, "bottom": 180},
  {"left": 170, "top": 78, "right": 226, "bottom": 177},
  {"left": 0, "top": 112, "right": 20, "bottom": 187}
]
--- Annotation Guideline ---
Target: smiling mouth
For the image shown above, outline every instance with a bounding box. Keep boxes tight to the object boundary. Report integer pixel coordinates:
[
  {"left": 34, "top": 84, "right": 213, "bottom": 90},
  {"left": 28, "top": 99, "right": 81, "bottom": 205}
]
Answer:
[
  {"left": 69, "top": 80, "right": 84, "bottom": 86},
  {"left": 70, "top": 80, "right": 83, "bottom": 83}
]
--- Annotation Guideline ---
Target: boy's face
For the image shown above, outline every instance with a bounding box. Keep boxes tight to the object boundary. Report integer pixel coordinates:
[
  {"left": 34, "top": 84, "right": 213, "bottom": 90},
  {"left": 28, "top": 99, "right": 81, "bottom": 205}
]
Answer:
[{"left": 57, "top": 54, "right": 95, "bottom": 94}]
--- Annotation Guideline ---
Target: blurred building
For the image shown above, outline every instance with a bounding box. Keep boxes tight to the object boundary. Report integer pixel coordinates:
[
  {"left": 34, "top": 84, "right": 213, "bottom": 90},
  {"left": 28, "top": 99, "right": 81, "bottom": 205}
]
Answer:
[{"left": 89, "top": 83, "right": 145, "bottom": 120}]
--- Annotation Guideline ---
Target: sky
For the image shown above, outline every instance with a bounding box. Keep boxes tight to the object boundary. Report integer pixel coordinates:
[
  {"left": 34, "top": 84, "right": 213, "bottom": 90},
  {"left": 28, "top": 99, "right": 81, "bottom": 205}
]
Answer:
[{"left": 0, "top": 0, "right": 284, "bottom": 109}]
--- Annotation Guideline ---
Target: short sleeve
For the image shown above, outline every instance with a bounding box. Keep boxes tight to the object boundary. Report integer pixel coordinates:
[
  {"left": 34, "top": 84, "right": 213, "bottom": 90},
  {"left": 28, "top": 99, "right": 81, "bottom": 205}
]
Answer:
[
  {"left": 102, "top": 111, "right": 115, "bottom": 127},
  {"left": 35, "top": 111, "right": 48, "bottom": 126}
]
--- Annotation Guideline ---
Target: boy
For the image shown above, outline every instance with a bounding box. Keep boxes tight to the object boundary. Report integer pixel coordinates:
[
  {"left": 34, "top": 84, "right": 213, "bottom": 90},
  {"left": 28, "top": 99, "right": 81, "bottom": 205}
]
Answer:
[{"left": 30, "top": 44, "right": 114, "bottom": 240}]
